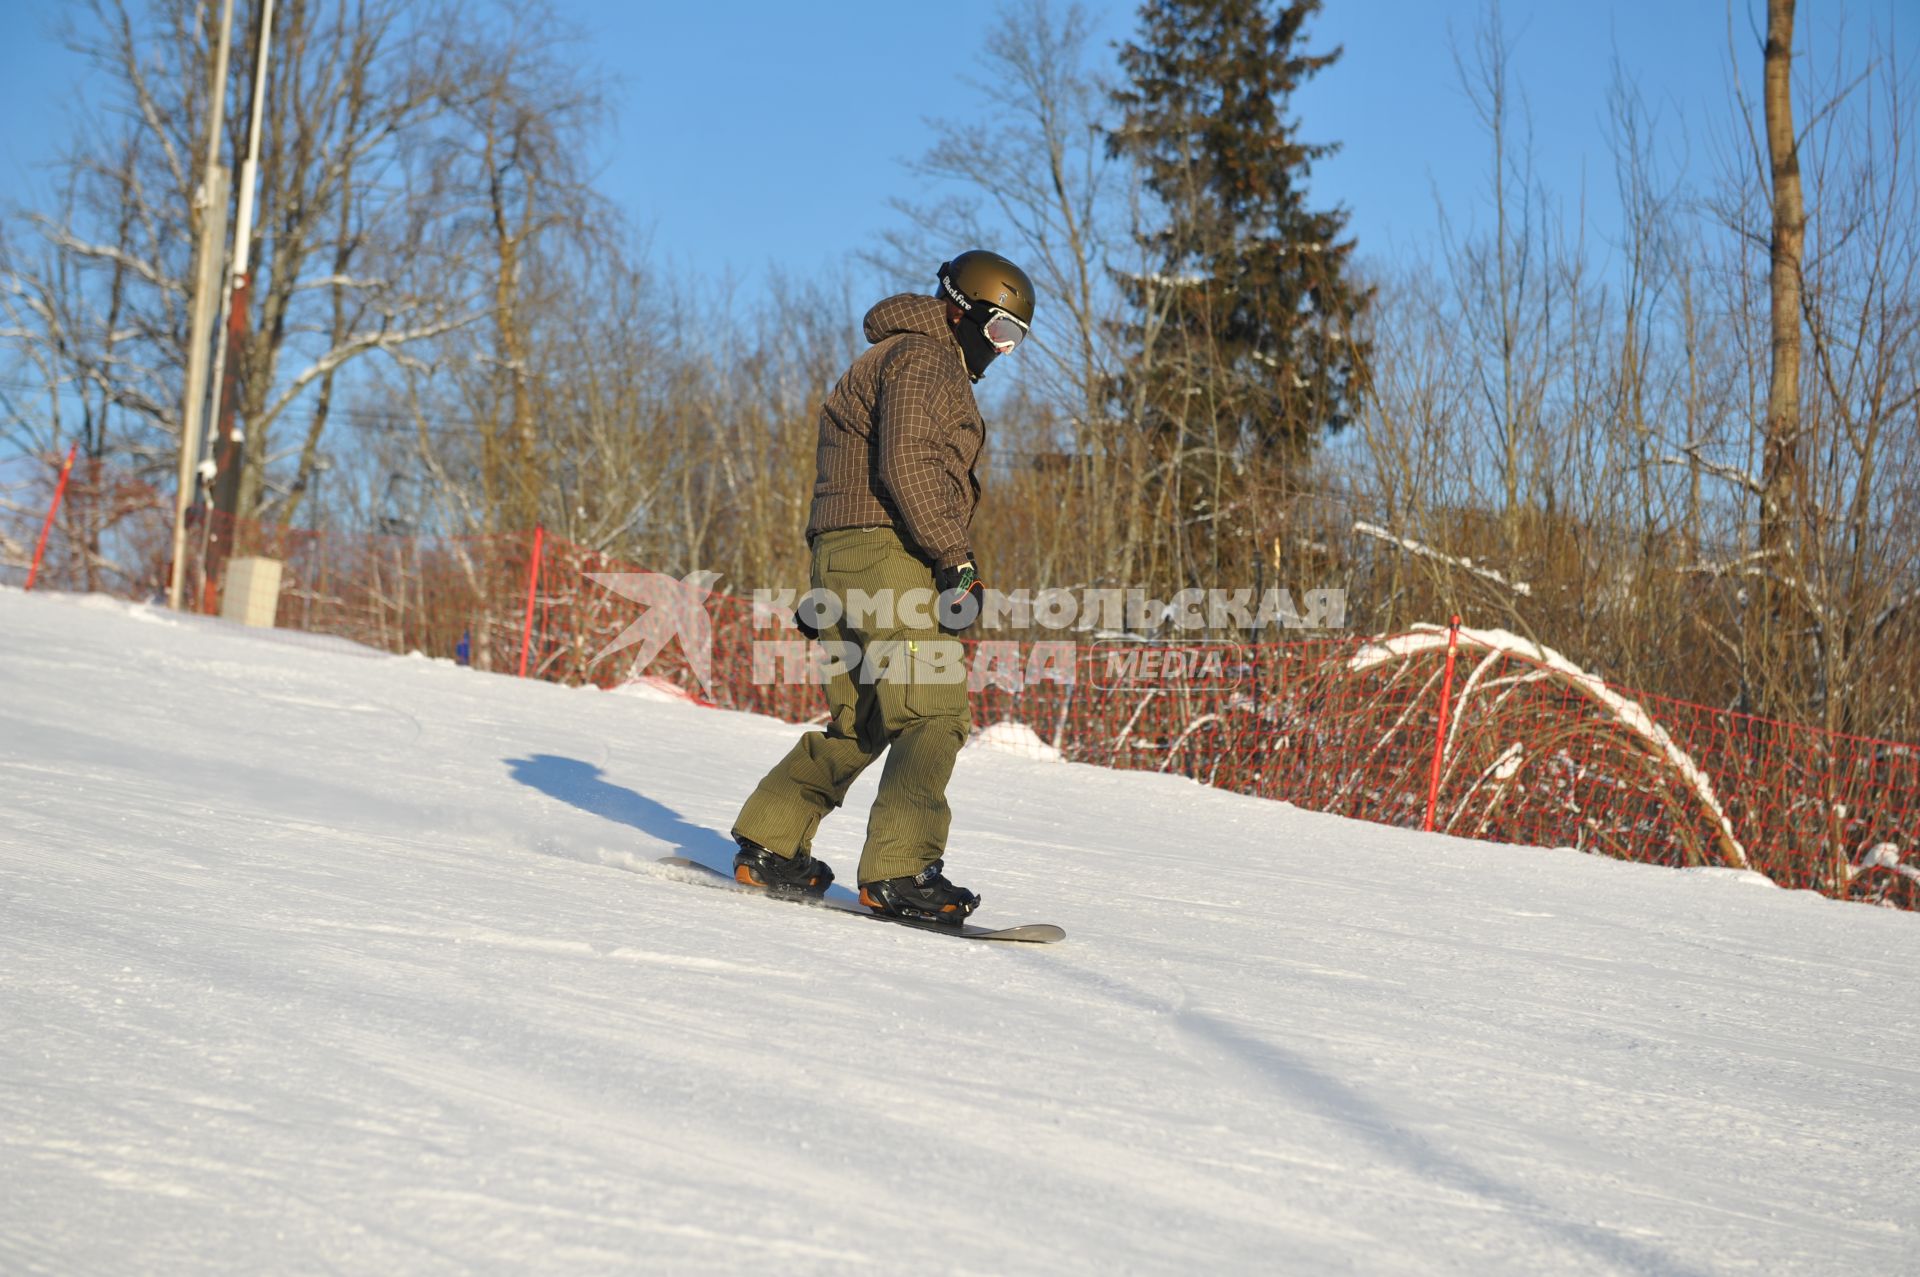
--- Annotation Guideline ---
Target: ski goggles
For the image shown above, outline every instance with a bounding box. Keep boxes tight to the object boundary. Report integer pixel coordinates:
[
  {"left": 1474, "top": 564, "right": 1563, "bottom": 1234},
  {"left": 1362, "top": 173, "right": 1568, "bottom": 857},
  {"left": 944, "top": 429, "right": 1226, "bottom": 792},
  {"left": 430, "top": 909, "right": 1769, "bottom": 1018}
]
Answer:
[{"left": 979, "top": 306, "right": 1030, "bottom": 354}]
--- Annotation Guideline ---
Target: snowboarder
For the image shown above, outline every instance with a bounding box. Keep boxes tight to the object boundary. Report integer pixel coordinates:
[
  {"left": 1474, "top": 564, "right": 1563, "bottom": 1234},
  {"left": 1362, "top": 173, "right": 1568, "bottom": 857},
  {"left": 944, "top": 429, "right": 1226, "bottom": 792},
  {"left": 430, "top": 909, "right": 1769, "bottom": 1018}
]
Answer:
[{"left": 730, "top": 251, "right": 1037, "bottom": 924}]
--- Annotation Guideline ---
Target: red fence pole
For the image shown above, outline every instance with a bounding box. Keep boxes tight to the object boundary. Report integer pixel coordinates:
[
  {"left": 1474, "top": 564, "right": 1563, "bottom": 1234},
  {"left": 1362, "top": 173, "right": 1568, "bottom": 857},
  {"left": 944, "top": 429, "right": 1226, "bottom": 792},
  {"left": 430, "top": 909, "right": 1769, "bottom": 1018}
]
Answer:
[
  {"left": 23, "top": 444, "right": 79, "bottom": 591},
  {"left": 1422, "top": 615, "right": 1463, "bottom": 832},
  {"left": 518, "top": 524, "right": 544, "bottom": 678}
]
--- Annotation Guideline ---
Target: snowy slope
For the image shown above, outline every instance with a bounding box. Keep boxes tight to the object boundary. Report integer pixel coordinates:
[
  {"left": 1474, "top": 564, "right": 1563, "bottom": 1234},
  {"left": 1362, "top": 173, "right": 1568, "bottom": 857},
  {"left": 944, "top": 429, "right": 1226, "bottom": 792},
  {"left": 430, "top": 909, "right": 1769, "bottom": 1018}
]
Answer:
[{"left": 1, "top": 586, "right": 1916, "bottom": 1276}]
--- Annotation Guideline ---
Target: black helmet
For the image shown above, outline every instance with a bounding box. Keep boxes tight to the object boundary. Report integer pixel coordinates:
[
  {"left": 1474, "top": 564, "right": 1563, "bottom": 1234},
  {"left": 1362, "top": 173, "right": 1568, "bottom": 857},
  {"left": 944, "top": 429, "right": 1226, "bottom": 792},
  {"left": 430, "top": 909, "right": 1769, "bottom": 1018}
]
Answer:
[{"left": 935, "top": 250, "right": 1036, "bottom": 382}]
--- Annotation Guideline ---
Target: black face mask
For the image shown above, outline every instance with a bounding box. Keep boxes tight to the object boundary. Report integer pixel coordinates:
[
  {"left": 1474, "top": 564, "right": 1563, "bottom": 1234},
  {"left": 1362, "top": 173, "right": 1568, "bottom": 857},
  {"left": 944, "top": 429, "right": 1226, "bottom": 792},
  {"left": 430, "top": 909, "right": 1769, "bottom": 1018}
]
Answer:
[{"left": 953, "top": 314, "right": 1000, "bottom": 383}]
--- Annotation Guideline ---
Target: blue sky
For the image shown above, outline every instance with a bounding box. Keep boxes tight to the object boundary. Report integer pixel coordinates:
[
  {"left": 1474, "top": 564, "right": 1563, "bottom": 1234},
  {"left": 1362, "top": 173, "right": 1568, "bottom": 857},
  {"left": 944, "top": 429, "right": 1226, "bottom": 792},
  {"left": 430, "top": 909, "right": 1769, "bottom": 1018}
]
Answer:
[{"left": 1, "top": 1, "right": 1909, "bottom": 301}]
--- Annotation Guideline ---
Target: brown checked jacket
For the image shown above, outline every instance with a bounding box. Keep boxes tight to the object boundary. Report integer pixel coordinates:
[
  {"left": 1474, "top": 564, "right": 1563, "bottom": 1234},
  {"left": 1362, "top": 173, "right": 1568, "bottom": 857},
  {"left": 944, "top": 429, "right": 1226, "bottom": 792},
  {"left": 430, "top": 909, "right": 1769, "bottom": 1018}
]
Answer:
[{"left": 804, "top": 294, "right": 984, "bottom": 570}]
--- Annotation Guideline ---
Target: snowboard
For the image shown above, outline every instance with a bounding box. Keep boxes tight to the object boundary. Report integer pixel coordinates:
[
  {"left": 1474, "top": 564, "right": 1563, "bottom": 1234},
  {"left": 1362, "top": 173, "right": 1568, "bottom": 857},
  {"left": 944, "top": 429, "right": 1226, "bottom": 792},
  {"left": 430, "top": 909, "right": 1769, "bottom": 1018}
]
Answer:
[{"left": 656, "top": 856, "right": 1066, "bottom": 944}]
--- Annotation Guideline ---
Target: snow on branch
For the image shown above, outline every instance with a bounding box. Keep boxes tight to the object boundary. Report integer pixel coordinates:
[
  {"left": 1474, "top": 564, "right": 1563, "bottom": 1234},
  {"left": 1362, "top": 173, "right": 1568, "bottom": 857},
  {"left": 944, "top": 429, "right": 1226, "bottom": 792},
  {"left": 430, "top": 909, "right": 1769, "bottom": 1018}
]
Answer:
[
  {"left": 26, "top": 221, "right": 182, "bottom": 297},
  {"left": 1674, "top": 551, "right": 1830, "bottom": 620},
  {"left": 1657, "top": 444, "right": 1765, "bottom": 498},
  {"left": 1110, "top": 267, "right": 1208, "bottom": 288},
  {"left": 1352, "top": 521, "right": 1533, "bottom": 597},
  {"left": 1678, "top": 548, "right": 1774, "bottom": 577},
  {"left": 292, "top": 274, "right": 391, "bottom": 293},
  {"left": 1349, "top": 623, "right": 1750, "bottom": 870},
  {"left": 258, "top": 311, "right": 484, "bottom": 432},
  {"left": 1854, "top": 843, "right": 1920, "bottom": 888},
  {"left": 1872, "top": 586, "right": 1920, "bottom": 637}
]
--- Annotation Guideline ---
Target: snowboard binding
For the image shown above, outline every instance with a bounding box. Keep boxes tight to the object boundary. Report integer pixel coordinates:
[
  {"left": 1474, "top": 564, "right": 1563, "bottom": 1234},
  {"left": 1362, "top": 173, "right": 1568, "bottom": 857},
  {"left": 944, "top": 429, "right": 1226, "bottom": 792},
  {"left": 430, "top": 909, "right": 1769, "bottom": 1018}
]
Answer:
[
  {"left": 858, "top": 860, "right": 980, "bottom": 925},
  {"left": 732, "top": 840, "right": 834, "bottom": 897}
]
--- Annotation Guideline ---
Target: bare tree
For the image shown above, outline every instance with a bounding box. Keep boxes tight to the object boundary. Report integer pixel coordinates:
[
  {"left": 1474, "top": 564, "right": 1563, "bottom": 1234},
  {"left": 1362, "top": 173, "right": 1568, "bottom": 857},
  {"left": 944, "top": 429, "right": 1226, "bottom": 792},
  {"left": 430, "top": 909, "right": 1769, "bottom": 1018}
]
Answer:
[
  {"left": 1757, "top": 0, "right": 1810, "bottom": 715},
  {"left": 875, "top": 0, "right": 1131, "bottom": 588},
  {"left": 0, "top": 0, "right": 488, "bottom": 587}
]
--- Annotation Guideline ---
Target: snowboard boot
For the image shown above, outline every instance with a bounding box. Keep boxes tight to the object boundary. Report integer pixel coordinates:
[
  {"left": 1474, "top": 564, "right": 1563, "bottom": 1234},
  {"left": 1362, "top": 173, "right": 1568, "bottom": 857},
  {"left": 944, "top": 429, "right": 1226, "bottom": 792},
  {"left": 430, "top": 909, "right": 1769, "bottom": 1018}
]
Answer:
[
  {"left": 858, "top": 859, "right": 980, "bottom": 925},
  {"left": 732, "top": 839, "right": 834, "bottom": 897}
]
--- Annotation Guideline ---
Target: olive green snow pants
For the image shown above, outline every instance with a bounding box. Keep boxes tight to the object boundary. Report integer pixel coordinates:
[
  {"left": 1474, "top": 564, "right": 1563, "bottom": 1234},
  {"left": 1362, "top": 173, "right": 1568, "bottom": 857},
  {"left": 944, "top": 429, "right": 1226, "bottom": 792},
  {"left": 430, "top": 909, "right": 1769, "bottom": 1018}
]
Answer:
[{"left": 732, "top": 527, "right": 972, "bottom": 884}]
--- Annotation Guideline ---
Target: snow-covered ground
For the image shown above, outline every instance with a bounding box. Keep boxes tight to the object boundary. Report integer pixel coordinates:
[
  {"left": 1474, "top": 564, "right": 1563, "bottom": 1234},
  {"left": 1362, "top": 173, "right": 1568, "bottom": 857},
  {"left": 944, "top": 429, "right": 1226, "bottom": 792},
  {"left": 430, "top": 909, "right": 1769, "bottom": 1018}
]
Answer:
[{"left": 2, "top": 585, "right": 1916, "bottom": 1276}]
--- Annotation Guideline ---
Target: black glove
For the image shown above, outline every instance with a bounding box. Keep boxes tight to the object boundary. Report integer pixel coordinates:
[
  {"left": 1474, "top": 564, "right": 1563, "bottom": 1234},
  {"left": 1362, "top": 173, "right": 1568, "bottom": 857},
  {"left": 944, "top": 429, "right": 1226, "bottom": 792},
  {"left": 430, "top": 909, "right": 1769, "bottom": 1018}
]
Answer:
[
  {"left": 933, "top": 560, "right": 984, "bottom": 634},
  {"left": 791, "top": 588, "right": 831, "bottom": 641}
]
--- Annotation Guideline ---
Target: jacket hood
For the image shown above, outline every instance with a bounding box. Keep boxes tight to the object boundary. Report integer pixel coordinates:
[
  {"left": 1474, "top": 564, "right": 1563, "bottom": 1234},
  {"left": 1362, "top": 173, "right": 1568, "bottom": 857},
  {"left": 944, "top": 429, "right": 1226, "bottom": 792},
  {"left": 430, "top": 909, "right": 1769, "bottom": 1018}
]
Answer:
[{"left": 863, "top": 294, "right": 955, "bottom": 346}]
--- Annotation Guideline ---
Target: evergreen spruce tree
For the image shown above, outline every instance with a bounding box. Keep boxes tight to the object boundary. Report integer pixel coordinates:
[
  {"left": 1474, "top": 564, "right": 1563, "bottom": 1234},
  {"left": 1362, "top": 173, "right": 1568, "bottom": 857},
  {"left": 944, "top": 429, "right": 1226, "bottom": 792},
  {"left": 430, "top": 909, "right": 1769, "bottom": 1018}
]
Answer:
[{"left": 1110, "top": 0, "right": 1369, "bottom": 464}]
